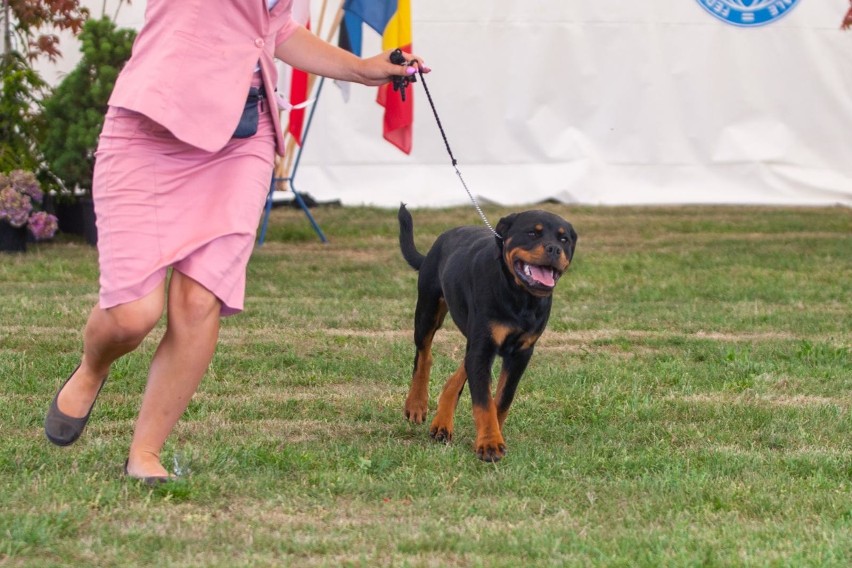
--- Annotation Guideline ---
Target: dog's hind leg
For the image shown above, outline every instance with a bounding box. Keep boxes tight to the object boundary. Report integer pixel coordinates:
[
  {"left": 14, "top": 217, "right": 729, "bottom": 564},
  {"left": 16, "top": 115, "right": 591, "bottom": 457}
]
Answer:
[
  {"left": 430, "top": 363, "right": 467, "bottom": 442},
  {"left": 404, "top": 295, "right": 447, "bottom": 424}
]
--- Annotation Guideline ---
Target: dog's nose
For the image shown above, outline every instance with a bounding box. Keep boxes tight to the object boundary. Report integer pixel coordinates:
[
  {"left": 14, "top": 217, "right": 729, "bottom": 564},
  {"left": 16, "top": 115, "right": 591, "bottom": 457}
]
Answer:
[{"left": 545, "top": 244, "right": 561, "bottom": 258}]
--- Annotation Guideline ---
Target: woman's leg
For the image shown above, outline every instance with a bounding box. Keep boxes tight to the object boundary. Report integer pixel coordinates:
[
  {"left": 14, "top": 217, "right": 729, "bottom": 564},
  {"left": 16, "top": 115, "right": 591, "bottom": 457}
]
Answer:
[
  {"left": 125, "top": 271, "right": 222, "bottom": 479},
  {"left": 56, "top": 283, "right": 166, "bottom": 419}
]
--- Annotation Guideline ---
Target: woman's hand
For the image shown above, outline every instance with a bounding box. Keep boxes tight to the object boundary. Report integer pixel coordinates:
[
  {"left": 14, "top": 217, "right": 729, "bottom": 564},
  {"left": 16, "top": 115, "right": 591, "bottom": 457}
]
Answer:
[
  {"left": 356, "top": 49, "right": 431, "bottom": 87},
  {"left": 275, "top": 27, "right": 431, "bottom": 86}
]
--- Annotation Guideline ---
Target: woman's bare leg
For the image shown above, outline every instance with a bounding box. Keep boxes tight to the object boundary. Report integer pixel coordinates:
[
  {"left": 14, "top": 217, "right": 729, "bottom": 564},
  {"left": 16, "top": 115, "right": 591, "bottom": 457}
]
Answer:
[
  {"left": 125, "top": 271, "right": 222, "bottom": 479},
  {"left": 56, "top": 283, "right": 166, "bottom": 418}
]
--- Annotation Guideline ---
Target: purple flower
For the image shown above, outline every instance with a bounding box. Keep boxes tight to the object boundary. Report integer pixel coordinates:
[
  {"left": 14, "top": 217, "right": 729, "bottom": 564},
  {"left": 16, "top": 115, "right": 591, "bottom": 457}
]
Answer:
[
  {"left": 0, "top": 186, "right": 33, "bottom": 228},
  {"left": 8, "top": 169, "right": 43, "bottom": 204},
  {"left": 27, "top": 211, "right": 59, "bottom": 240},
  {"left": 1, "top": 170, "right": 54, "bottom": 241}
]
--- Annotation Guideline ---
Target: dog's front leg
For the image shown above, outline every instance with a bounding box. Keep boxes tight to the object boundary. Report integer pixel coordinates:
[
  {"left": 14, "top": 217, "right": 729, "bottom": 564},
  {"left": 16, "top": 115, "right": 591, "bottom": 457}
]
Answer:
[
  {"left": 466, "top": 343, "right": 505, "bottom": 462},
  {"left": 495, "top": 348, "right": 533, "bottom": 433}
]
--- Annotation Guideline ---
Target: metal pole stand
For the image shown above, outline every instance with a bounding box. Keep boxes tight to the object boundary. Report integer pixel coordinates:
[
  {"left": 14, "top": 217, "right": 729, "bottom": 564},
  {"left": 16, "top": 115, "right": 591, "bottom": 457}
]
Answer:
[{"left": 258, "top": 77, "right": 329, "bottom": 245}]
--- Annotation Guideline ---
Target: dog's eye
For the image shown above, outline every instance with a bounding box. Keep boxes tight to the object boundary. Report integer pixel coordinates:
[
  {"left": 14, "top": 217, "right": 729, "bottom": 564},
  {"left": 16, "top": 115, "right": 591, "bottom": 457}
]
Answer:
[
  {"left": 559, "top": 235, "right": 569, "bottom": 243},
  {"left": 527, "top": 231, "right": 539, "bottom": 238}
]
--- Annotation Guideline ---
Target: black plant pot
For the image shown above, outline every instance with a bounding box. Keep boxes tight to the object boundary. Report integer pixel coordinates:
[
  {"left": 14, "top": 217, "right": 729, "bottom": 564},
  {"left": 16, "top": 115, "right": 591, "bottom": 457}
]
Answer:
[
  {"left": 0, "top": 221, "right": 27, "bottom": 253},
  {"left": 53, "top": 196, "right": 97, "bottom": 246},
  {"left": 80, "top": 196, "right": 98, "bottom": 246},
  {"left": 54, "top": 199, "right": 86, "bottom": 236}
]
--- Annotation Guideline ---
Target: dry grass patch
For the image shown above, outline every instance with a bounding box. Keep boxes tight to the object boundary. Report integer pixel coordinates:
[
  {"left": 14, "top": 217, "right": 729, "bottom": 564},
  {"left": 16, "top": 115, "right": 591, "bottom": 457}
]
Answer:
[
  {"left": 177, "top": 418, "right": 390, "bottom": 445},
  {"left": 671, "top": 392, "right": 849, "bottom": 411}
]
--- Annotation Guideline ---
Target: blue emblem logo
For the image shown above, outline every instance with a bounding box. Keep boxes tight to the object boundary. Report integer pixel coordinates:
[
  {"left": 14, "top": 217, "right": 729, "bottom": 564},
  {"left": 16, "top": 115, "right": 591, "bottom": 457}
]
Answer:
[{"left": 695, "top": 0, "right": 802, "bottom": 27}]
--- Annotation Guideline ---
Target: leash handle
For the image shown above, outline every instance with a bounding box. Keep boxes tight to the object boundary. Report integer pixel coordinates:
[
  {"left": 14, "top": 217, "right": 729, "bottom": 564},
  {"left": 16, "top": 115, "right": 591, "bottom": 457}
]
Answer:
[
  {"left": 415, "top": 66, "right": 502, "bottom": 240},
  {"left": 389, "top": 48, "right": 416, "bottom": 102}
]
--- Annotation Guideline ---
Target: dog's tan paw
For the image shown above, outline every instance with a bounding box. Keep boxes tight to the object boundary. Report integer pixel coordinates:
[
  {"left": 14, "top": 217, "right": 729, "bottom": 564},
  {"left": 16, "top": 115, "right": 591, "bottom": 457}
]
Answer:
[
  {"left": 429, "top": 423, "right": 453, "bottom": 443},
  {"left": 474, "top": 436, "right": 507, "bottom": 462},
  {"left": 404, "top": 398, "right": 428, "bottom": 424}
]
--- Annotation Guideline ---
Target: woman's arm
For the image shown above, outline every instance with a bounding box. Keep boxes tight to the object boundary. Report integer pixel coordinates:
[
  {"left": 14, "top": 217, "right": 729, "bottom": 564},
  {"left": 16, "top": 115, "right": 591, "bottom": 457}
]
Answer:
[{"left": 274, "top": 26, "right": 428, "bottom": 86}]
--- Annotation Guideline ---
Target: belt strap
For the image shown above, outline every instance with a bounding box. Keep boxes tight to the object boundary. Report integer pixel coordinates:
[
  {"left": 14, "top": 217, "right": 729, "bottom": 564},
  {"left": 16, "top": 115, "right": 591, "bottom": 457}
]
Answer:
[{"left": 248, "top": 85, "right": 266, "bottom": 101}]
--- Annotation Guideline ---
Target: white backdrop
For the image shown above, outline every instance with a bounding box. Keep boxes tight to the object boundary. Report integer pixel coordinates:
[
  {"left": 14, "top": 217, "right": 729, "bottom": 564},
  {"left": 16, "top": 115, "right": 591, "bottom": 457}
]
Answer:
[{"left": 41, "top": 1, "right": 852, "bottom": 207}]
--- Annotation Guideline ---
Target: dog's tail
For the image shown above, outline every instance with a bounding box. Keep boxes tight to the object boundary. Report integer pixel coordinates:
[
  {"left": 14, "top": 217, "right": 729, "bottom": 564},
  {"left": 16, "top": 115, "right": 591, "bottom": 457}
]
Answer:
[{"left": 398, "top": 203, "right": 425, "bottom": 271}]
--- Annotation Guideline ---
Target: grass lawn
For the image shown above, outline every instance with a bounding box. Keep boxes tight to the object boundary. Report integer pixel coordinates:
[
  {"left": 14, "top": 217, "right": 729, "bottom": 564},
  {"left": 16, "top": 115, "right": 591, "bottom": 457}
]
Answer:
[{"left": 1, "top": 204, "right": 850, "bottom": 567}]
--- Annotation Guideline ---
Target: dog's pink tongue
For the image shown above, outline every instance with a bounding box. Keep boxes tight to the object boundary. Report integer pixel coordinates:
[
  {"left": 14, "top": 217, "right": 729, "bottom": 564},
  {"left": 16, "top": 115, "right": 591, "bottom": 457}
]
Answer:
[{"left": 529, "top": 265, "right": 555, "bottom": 287}]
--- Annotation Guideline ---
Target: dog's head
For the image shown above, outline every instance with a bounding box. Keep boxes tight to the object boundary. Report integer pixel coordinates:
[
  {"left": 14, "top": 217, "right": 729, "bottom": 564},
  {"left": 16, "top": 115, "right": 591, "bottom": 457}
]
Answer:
[{"left": 495, "top": 210, "right": 578, "bottom": 297}]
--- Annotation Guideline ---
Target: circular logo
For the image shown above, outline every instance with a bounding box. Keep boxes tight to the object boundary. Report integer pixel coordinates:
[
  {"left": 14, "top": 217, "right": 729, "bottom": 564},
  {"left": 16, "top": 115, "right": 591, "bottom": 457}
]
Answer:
[{"left": 695, "top": 0, "right": 802, "bottom": 27}]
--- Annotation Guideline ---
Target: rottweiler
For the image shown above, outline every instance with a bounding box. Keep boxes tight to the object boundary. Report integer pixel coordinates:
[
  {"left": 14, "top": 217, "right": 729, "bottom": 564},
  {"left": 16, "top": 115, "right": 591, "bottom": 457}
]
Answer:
[{"left": 397, "top": 204, "right": 577, "bottom": 462}]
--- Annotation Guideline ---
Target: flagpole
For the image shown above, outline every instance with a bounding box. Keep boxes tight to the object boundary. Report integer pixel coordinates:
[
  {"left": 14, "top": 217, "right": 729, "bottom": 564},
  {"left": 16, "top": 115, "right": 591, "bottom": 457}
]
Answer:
[
  {"left": 276, "top": 0, "right": 344, "bottom": 190},
  {"left": 314, "top": 0, "right": 330, "bottom": 41},
  {"left": 301, "top": 0, "right": 344, "bottom": 115},
  {"left": 326, "top": 4, "right": 345, "bottom": 43}
]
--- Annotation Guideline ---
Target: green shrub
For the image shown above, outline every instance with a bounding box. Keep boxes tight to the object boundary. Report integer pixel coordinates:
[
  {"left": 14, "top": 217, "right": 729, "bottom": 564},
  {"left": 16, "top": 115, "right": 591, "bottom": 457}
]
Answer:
[
  {"left": 0, "top": 51, "right": 48, "bottom": 173},
  {"left": 41, "top": 17, "right": 135, "bottom": 194}
]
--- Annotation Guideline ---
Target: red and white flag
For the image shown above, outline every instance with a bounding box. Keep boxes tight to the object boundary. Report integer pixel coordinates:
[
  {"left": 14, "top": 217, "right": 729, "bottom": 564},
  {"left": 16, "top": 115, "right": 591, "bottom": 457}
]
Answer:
[{"left": 283, "top": 0, "right": 312, "bottom": 145}]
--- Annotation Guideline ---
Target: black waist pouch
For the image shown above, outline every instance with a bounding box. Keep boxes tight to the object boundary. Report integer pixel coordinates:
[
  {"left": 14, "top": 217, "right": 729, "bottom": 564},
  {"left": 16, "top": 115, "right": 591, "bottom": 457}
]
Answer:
[{"left": 232, "top": 86, "right": 264, "bottom": 139}]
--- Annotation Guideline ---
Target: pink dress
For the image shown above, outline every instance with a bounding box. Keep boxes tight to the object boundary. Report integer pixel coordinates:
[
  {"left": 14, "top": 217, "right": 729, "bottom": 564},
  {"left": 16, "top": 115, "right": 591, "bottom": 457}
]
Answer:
[
  {"left": 92, "top": 0, "right": 299, "bottom": 316},
  {"left": 93, "top": 90, "right": 274, "bottom": 316}
]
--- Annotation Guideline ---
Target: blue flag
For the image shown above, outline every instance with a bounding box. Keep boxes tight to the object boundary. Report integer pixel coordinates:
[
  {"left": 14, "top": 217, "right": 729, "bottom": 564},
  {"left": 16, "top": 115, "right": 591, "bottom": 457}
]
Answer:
[
  {"left": 338, "top": 10, "right": 363, "bottom": 56},
  {"left": 343, "top": 0, "right": 397, "bottom": 35}
]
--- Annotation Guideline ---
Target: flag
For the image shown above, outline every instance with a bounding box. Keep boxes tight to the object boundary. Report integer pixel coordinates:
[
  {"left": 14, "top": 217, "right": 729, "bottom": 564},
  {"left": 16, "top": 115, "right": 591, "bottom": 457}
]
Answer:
[
  {"left": 338, "top": 10, "right": 363, "bottom": 56},
  {"left": 335, "top": 10, "right": 364, "bottom": 102},
  {"left": 340, "top": 0, "right": 413, "bottom": 154},
  {"left": 378, "top": 0, "right": 413, "bottom": 154},
  {"left": 287, "top": 0, "right": 313, "bottom": 146},
  {"left": 343, "top": 0, "right": 396, "bottom": 35},
  {"left": 287, "top": 20, "right": 310, "bottom": 145}
]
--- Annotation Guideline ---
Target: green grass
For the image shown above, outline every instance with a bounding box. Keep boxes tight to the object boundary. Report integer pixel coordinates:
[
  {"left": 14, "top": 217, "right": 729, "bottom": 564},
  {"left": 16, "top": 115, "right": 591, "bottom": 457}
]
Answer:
[{"left": 1, "top": 204, "right": 850, "bottom": 567}]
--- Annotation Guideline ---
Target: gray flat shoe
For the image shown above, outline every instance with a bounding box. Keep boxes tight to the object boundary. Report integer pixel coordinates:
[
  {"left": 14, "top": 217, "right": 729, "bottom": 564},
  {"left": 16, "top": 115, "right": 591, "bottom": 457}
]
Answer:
[{"left": 44, "top": 365, "right": 106, "bottom": 447}]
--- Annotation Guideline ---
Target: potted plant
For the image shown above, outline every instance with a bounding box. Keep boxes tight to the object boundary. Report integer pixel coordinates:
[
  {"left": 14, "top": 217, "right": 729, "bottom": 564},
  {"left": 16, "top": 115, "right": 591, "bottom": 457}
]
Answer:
[
  {"left": 0, "top": 169, "right": 59, "bottom": 253},
  {"left": 40, "top": 16, "right": 136, "bottom": 245}
]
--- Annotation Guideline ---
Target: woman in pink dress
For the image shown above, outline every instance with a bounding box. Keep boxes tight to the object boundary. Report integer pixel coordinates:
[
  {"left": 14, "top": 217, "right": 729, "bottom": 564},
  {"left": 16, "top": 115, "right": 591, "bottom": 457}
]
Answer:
[{"left": 44, "top": 0, "right": 429, "bottom": 483}]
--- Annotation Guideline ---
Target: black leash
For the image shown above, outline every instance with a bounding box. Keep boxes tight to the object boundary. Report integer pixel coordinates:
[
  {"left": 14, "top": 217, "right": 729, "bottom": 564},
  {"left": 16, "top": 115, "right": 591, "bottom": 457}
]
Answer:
[{"left": 390, "top": 49, "right": 502, "bottom": 240}]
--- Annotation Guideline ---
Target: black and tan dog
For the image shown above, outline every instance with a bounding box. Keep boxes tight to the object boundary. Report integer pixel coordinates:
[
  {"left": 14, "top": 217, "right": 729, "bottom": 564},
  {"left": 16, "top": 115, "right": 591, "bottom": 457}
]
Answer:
[{"left": 398, "top": 204, "right": 577, "bottom": 462}]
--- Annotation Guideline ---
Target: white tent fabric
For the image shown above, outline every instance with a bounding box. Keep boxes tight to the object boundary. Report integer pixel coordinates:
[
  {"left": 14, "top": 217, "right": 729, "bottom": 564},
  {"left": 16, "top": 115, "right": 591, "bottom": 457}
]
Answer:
[{"left": 45, "top": 1, "right": 852, "bottom": 208}]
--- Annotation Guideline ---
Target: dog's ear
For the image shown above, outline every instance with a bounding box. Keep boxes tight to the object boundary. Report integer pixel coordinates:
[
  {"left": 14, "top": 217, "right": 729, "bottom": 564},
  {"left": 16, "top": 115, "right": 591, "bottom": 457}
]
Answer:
[
  {"left": 567, "top": 227, "right": 578, "bottom": 260},
  {"left": 495, "top": 213, "right": 518, "bottom": 248}
]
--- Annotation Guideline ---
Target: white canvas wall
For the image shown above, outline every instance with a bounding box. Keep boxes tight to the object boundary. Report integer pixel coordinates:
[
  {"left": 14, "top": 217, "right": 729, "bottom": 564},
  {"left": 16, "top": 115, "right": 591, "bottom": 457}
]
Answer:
[{"left": 39, "top": 1, "right": 852, "bottom": 208}]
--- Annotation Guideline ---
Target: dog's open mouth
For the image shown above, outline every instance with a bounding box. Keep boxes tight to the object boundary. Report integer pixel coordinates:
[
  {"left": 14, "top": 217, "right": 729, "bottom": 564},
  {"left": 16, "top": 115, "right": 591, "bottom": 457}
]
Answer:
[{"left": 514, "top": 261, "right": 562, "bottom": 290}]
